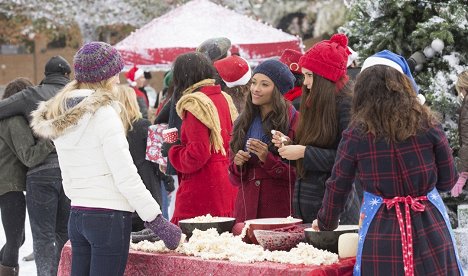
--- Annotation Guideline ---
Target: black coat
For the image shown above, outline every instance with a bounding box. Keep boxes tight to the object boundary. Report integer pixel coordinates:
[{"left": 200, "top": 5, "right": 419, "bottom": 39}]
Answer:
[
  {"left": 127, "top": 118, "right": 163, "bottom": 205},
  {"left": 153, "top": 93, "right": 182, "bottom": 176},
  {"left": 293, "top": 94, "right": 361, "bottom": 224}
]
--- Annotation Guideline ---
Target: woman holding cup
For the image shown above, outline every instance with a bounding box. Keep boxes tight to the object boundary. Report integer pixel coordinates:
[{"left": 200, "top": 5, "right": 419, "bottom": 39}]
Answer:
[{"left": 162, "top": 52, "right": 239, "bottom": 225}]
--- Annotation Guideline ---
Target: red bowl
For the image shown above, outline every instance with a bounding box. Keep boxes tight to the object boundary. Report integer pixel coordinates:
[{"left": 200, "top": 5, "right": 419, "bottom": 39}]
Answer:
[
  {"left": 254, "top": 227, "right": 305, "bottom": 251},
  {"left": 244, "top": 218, "right": 303, "bottom": 244}
]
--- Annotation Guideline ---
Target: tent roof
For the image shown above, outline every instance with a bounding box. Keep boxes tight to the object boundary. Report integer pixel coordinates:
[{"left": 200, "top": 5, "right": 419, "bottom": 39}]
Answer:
[{"left": 115, "top": 0, "right": 303, "bottom": 70}]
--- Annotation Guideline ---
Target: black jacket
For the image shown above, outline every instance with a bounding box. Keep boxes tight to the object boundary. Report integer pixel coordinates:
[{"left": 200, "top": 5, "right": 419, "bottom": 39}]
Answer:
[
  {"left": 153, "top": 93, "right": 182, "bottom": 176},
  {"left": 293, "top": 94, "right": 361, "bottom": 223},
  {"left": 127, "top": 118, "right": 162, "bottom": 205},
  {"left": 0, "top": 73, "right": 69, "bottom": 173},
  {"left": 0, "top": 74, "right": 69, "bottom": 121}
]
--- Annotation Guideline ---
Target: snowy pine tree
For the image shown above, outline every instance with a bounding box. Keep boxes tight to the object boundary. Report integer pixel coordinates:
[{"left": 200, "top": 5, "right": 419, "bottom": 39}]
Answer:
[{"left": 340, "top": 0, "right": 468, "bottom": 152}]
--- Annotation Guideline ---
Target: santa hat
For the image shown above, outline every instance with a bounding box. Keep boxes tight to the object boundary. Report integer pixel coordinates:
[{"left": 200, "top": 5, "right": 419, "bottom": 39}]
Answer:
[
  {"left": 213, "top": 55, "right": 251, "bottom": 88},
  {"left": 299, "top": 33, "right": 349, "bottom": 83},
  {"left": 125, "top": 65, "right": 144, "bottom": 87},
  {"left": 279, "top": 49, "right": 303, "bottom": 74},
  {"left": 361, "top": 50, "right": 420, "bottom": 93}
]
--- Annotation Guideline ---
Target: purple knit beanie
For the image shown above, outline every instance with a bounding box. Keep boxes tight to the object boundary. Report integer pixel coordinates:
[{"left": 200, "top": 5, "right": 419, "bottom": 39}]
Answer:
[{"left": 73, "top": 42, "right": 124, "bottom": 83}]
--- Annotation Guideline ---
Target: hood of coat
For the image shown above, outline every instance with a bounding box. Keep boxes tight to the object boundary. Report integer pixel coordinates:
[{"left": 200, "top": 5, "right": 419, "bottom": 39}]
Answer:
[{"left": 31, "top": 89, "right": 117, "bottom": 140}]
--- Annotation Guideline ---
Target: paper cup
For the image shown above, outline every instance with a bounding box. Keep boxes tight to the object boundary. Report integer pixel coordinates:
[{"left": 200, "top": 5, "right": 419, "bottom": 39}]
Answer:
[
  {"left": 338, "top": 233, "right": 358, "bottom": 258},
  {"left": 162, "top": 128, "right": 178, "bottom": 143}
]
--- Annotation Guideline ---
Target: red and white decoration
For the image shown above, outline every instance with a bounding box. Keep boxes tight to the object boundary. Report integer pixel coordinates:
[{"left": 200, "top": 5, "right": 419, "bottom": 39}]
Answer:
[
  {"left": 115, "top": 0, "right": 303, "bottom": 70},
  {"left": 162, "top": 127, "right": 178, "bottom": 143},
  {"left": 146, "top": 124, "right": 168, "bottom": 165}
]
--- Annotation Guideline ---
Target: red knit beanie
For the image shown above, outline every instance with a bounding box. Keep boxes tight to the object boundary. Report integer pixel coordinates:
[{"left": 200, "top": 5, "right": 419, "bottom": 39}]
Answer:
[{"left": 299, "top": 33, "right": 349, "bottom": 82}]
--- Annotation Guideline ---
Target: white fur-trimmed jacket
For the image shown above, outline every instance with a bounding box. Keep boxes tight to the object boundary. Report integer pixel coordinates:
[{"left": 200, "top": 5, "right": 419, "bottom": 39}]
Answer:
[{"left": 31, "top": 89, "right": 160, "bottom": 222}]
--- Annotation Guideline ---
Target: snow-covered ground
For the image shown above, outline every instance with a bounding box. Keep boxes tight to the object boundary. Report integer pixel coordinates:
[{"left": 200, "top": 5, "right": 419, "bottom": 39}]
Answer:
[{"left": 0, "top": 210, "right": 36, "bottom": 275}]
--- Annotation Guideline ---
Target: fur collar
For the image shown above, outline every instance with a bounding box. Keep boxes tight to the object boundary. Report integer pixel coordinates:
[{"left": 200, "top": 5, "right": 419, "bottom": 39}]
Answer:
[{"left": 31, "top": 89, "right": 115, "bottom": 139}]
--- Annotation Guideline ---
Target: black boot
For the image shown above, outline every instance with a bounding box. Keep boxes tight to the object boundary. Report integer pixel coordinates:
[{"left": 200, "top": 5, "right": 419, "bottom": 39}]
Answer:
[{"left": 0, "top": 264, "right": 19, "bottom": 276}]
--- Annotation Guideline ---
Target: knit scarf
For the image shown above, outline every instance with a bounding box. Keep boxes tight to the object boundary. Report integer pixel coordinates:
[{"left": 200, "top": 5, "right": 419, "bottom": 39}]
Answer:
[
  {"left": 284, "top": 86, "right": 302, "bottom": 101},
  {"left": 176, "top": 79, "right": 238, "bottom": 156}
]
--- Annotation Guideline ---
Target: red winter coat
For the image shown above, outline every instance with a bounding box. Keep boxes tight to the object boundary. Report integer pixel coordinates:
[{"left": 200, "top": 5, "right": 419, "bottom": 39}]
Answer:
[
  {"left": 229, "top": 106, "right": 298, "bottom": 222},
  {"left": 169, "top": 85, "right": 238, "bottom": 225}
]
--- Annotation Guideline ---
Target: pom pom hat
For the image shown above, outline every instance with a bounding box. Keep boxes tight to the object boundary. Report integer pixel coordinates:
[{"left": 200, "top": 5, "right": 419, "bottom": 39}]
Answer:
[
  {"left": 279, "top": 49, "right": 303, "bottom": 74},
  {"left": 252, "top": 59, "right": 295, "bottom": 95},
  {"left": 213, "top": 55, "right": 251, "bottom": 88},
  {"left": 125, "top": 65, "right": 145, "bottom": 87},
  {"left": 73, "top": 42, "right": 124, "bottom": 83},
  {"left": 361, "top": 50, "right": 419, "bottom": 93},
  {"left": 299, "top": 33, "right": 350, "bottom": 83}
]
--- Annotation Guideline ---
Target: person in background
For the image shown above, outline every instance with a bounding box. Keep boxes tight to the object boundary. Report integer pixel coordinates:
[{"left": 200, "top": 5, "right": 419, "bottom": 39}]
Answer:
[
  {"left": 213, "top": 55, "right": 251, "bottom": 113},
  {"left": 279, "top": 49, "right": 304, "bottom": 110},
  {"left": 115, "top": 85, "right": 163, "bottom": 231},
  {"left": 125, "top": 65, "right": 149, "bottom": 119},
  {"left": 0, "top": 55, "right": 71, "bottom": 276},
  {"left": 453, "top": 70, "right": 468, "bottom": 197},
  {"left": 31, "top": 41, "right": 181, "bottom": 276},
  {"left": 312, "top": 55, "right": 462, "bottom": 275},
  {"left": 162, "top": 52, "right": 239, "bottom": 225},
  {"left": 0, "top": 78, "right": 55, "bottom": 276},
  {"left": 274, "top": 34, "right": 360, "bottom": 225},
  {"left": 197, "top": 37, "right": 232, "bottom": 90},
  {"left": 229, "top": 59, "right": 298, "bottom": 222}
]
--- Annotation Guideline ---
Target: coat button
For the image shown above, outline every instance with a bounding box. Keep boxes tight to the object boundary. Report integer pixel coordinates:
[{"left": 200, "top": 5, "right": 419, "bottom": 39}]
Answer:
[{"left": 255, "top": 180, "right": 261, "bottom": 186}]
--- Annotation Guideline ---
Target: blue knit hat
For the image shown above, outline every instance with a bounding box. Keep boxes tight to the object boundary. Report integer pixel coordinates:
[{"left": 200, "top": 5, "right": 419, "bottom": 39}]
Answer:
[
  {"left": 361, "top": 50, "right": 419, "bottom": 93},
  {"left": 74, "top": 42, "right": 124, "bottom": 83},
  {"left": 253, "top": 59, "right": 295, "bottom": 94}
]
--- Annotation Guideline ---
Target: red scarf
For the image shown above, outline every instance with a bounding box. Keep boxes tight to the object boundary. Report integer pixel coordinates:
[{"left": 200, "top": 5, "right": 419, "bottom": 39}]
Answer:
[{"left": 283, "top": 86, "right": 302, "bottom": 101}]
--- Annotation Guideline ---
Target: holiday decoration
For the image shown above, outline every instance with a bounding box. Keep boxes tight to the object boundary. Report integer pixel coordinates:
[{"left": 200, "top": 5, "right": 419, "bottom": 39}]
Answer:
[
  {"left": 431, "top": 38, "right": 445, "bottom": 52},
  {"left": 423, "top": 46, "right": 435, "bottom": 58}
]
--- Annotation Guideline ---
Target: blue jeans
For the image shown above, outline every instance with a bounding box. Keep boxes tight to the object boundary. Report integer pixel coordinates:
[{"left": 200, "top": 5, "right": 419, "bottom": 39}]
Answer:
[
  {"left": 26, "top": 168, "right": 70, "bottom": 276},
  {"left": 160, "top": 180, "right": 169, "bottom": 219},
  {"left": 68, "top": 209, "right": 132, "bottom": 276}
]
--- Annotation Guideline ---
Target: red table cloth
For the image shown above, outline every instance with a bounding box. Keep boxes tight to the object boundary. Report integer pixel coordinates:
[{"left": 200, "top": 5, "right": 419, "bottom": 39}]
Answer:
[{"left": 58, "top": 242, "right": 355, "bottom": 275}]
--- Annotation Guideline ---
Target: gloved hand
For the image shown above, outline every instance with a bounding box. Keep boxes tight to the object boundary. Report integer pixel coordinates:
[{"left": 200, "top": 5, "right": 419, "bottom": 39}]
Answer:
[
  {"left": 163, "top": 175, "right": 175, "bottom": 193},
  {"left": 144, "top": 214, "right": 182, "bottom": 250},
  {"left": 451, "top": 172, "right": 468, "bottom": 197},
  {"left": 161, "top": 140, "right": 181, "bottom": 157},
  {"left": 131, "top": 228, "right": 160, "bottom": 243}
]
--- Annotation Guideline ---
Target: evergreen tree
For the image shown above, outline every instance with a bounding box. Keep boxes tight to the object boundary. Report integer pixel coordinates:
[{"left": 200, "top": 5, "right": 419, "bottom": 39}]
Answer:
[{"left": 341, "top": 0, "right": 467, "bottom": 152}]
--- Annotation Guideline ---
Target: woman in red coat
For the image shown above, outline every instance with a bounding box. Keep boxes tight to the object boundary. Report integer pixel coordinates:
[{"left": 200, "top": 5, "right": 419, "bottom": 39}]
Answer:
[
  {"left": 313, "top": 51, "right": 463, "bottom": 275},
  {"left": 164, "top": 52, "right": 239, "bottom": 225},
  {"left": 229, "top": 59, "right": 298, "bottom": 222}
]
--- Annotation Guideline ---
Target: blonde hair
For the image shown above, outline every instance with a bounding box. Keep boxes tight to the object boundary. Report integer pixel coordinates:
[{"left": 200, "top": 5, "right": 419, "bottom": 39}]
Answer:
[
  {"left": 456, "top": 71, "right": 468, "bottom": 95},
  {"left": 44, "top": 76, "right": 133, "bottom": 133},
  {"left": 115, "top": 85, "right": 142, "bottom": 131}
]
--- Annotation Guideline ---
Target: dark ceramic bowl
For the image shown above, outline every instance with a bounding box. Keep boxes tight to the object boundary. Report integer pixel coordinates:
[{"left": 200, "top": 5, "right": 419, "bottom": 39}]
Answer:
[
  {"left": 244, "top": 218, "right": 303, "bottom": 244},
  {"left": 178, "top": 217, "right": 236, "bottom": 239},
  {"left": 304, "top": 225, "right": 359, "bottom": 253}
]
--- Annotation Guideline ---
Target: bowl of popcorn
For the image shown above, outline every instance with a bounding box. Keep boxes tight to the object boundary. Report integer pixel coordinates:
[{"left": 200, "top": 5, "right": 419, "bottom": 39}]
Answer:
[
  {"left": 244, "top": 217, "right": 303, "bottom": 244},
  {"left": 178, "top": 214, "right": 236, "bottom": 239},
  {"left": 254, "top": 224, "right": 306, "bottom": 251},
  {"left": 304, "top": 225, "right": 359, "bottom": 253}
]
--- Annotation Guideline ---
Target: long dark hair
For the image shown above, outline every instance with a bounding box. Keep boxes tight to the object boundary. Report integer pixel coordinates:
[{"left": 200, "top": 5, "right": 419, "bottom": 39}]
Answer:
[
  {"left": 295, "top": 73, "right": 352, "bottom": 176},
  {"left": 230, "top": 84, "right": 291, "bottom": 155},
  {"left": 172, "top": 52, "right": 215, "bottom": 98},
  {"left": 351, "top": 65, "right": 436, "bottom": 142},
  {"left": 223, "top": 84, "right": 250, "bottom": 114}
]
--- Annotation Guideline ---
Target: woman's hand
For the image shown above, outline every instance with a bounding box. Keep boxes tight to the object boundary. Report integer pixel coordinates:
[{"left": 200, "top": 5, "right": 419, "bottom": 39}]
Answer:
[
  {"left": 278, "top": 145, "right": 306, "bottom": 160},
  {"left": 311, "top": 219, "right": 320, "bottom": 231},
  {"left": 234, "top": 150, "right": 251, "bottom": 166},
  {"left": 271, "top": 130, "right": 291, "bottom": 148},
  {"left": 246, "top": 138, "right": 269, "bottom": 163}
]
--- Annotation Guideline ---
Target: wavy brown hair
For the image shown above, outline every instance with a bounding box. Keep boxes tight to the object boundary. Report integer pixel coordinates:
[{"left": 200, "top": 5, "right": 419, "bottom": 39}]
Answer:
[
  {"left": 351, "top": 65, "right": 436, "bottom": 142},
  {"left": 223, "top": 84, "right": 250, "bottom": 114},
  {"left": 295, "top": 73, "right": 352, "bottom": 176},
  {"left": 230, "top": 85, "right": 291, "bottom": 155}
]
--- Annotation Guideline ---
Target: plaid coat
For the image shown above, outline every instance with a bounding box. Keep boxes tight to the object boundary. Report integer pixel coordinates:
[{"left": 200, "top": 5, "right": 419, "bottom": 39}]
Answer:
[{"left": 317, "top": 124, "right": 460, "bottom": 276}]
